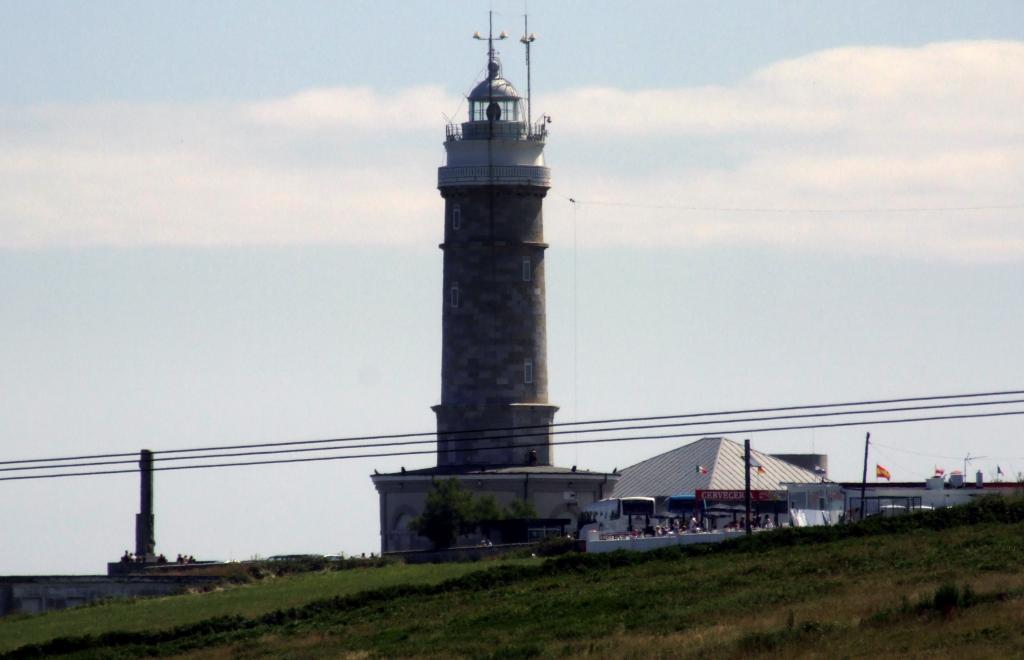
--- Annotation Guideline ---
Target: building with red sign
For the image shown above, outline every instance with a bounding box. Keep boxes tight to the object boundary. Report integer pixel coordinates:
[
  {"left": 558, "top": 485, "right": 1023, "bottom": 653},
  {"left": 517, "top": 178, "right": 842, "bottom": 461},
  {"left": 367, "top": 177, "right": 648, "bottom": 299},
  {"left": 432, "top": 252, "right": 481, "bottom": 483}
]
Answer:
[{"left": 612, "top": 436, "right": 824, "bottom": 527}]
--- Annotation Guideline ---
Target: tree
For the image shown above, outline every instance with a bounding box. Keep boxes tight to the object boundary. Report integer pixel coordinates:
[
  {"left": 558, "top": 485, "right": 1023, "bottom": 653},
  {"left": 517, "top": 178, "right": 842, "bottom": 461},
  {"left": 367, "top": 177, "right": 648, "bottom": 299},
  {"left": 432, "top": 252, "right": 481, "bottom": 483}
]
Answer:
[
  {"left": 409, "top": 480, "right": 542, "bottom": 549},
  {"left": 504, "top": 498, "right": 538, "bottom": 519},
  {"left": 408, "top": 479, "right": 478, "bottom": 549},
  {"left": 474, "top": 494, "right": 504, "bottom": 523}
]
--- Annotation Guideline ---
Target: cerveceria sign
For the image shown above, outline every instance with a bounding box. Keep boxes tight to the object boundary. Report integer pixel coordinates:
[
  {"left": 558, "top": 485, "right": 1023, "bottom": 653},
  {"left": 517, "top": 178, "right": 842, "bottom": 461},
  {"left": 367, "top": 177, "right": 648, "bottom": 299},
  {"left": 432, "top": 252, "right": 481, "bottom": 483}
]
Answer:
[{"left": 696, "top": 490, "right": 786, "bottom": 502}]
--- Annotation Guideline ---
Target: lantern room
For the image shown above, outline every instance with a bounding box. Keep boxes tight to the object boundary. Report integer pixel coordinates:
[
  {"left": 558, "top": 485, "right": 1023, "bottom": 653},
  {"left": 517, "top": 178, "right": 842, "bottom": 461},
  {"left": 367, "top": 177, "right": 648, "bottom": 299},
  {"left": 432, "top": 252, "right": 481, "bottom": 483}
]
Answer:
[{"left": 467, "top": 59, "right": 524, "bottom": 124}]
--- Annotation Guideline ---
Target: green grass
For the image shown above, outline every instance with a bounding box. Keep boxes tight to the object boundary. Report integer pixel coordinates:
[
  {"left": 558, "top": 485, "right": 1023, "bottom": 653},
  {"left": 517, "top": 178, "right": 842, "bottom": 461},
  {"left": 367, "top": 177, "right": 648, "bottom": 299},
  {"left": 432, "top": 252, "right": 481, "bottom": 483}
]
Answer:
[
  {"left": 5, "top": 496, "right": 1024, "bottom": 658},
  {"left": 0, "top": 558, "right": 539, "bottom": 654},
  {"left": 199, "top": 523, "right": 1024, "bottom": 659}
]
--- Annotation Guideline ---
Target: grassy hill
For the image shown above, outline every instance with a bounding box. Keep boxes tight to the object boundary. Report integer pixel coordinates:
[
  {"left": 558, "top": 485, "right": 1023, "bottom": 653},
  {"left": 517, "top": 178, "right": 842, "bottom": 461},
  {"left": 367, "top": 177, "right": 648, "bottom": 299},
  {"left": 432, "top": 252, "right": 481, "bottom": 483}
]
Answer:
[
  {"left": 4, "top": 497, "right": 1024, "bottom": 658},
  {"left": 0, "top": 559, "right": 540, "bottom": 654}
]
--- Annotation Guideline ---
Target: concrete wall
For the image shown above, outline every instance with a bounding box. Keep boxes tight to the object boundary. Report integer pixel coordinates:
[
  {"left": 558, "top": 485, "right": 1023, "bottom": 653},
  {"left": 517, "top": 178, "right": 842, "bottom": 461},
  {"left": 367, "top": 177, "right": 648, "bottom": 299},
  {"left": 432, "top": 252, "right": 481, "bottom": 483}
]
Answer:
[
  {"left": 0, "top": 575, "right": 218, "bottom": 617},
  {"left": 585, "top": 531, "right": 739, "bottom": 554},
  {"left": 385, "top": 543, "right": 534, "bottom": 564}
]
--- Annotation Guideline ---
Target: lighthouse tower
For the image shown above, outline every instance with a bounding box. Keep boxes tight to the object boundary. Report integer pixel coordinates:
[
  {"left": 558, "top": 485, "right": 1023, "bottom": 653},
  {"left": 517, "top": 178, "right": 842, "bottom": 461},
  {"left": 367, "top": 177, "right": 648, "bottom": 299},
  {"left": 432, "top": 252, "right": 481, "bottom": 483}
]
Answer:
[
  {"left": 371, "top": 21, "right": 616, "bottom": 553},
  {"left": 433, "top": 33, "right": 555, "bottom": 468}
]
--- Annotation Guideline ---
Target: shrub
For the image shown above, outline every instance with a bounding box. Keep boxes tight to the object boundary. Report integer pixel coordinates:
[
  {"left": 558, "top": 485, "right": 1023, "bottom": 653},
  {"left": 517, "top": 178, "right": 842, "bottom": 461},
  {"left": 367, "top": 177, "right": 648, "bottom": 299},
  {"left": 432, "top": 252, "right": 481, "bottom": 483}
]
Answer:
[
  {"left": 534, "top": 535, "right": 577, "bottom": 557},
  {"left": 929, "top": 582, "right": 978, "bottom": 618},
  {"left": 738, "top": 620, "right": 834, "bottom": 653},
  {"left": 932, "top": 583, "right": 961, "bottom": 617}
]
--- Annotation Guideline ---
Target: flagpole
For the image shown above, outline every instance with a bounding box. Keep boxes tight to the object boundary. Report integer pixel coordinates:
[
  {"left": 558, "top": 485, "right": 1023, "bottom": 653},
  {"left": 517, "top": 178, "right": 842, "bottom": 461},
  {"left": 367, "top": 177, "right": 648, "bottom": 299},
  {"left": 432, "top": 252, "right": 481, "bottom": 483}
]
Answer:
[{"left": 860, "top": 432, "right": 870, "bottom": 522}]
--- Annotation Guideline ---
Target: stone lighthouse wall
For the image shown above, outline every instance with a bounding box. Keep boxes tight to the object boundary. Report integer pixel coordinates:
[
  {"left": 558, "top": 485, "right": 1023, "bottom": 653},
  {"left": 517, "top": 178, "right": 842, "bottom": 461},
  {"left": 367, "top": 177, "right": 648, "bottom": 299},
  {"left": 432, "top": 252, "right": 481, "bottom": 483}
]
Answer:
[{"left": 434, "top": 183, "right": 557, "bottom": 467}]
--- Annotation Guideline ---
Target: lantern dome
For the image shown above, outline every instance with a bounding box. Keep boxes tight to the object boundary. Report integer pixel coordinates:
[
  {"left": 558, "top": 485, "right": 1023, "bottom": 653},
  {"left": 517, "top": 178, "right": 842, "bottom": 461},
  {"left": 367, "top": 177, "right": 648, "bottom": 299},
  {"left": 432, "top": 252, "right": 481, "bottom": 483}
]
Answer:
[{"left": 467, "top": 58, "right": 523, "bottom": 123}]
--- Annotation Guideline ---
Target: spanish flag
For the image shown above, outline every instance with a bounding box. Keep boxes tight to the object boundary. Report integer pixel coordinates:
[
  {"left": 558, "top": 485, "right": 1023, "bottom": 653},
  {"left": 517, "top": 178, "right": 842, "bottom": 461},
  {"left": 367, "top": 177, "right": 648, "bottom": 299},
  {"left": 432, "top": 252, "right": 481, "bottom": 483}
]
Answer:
[{"left": 876, "top": 464, "right": 891, "bottom": 481}]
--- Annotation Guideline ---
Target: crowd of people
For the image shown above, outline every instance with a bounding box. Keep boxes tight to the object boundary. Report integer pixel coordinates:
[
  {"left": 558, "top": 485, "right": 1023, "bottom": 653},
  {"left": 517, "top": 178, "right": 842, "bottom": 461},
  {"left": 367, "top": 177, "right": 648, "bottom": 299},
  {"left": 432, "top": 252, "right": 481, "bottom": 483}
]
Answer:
[
  {"left": 722, "top": 514, "right": 775, "bottom": 531},
  {"left": 648, "top": 515, "right": 703, "bottom": 537},
  {"left": 626, "top": 513, "right": 778, "bottom": 539},
  {"left": 119, "top": 550, "right": 197, "bottom": 565}
]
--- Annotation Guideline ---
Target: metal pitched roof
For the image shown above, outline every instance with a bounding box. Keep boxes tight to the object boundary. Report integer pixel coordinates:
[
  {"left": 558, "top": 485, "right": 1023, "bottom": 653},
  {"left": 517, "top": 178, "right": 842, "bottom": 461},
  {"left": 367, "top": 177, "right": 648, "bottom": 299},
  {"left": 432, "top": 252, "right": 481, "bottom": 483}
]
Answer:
[
  {"left": 612, "top": 437, "right": 821, "bottom": 498},
  {"left": 373, "top": 465, "right": 611, "bottom": 477}
]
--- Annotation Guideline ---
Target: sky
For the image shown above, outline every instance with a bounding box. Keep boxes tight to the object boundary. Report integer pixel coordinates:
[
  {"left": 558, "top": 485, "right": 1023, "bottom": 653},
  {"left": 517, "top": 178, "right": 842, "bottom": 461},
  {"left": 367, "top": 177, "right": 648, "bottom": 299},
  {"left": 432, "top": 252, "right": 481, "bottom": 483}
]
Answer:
[{"left": 1, "top": 1, "right": 1023, "bottom": 574}]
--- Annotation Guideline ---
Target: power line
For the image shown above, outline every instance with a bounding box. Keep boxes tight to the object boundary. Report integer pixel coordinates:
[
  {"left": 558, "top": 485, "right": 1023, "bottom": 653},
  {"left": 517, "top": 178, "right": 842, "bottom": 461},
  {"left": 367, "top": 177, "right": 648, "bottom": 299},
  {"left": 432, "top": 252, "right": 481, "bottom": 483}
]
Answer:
[
  {"left": 0, "top": 449, "right": 142, "bottom": 466},
  {"left": 554, "top": 193, "right": 1023, "bottom": 215},
  {"left": 870, "top": 442, "right": 963, "bottom": 462},
  {"left": 3, "top": 407, "right": 1022, "bottom": 483},
  {"left": 4, "top": 388, "right": 1022, "bottom": 467},
  {"left": 873, "top": 440, "right": 1024, "bottom": 463},
  {"left": 5, "top": 396, "right": 1024, "bottom": 475}
]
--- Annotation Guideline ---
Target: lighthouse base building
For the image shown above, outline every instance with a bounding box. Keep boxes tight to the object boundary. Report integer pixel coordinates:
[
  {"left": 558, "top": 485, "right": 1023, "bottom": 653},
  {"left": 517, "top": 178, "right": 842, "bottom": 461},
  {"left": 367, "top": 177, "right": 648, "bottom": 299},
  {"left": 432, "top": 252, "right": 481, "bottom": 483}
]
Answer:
[
  {"left": 374, "top": 466, "right": 615, "bottom": 553},
  {"left": 371, "top": 29, "right": 616, "bottom": 553}
]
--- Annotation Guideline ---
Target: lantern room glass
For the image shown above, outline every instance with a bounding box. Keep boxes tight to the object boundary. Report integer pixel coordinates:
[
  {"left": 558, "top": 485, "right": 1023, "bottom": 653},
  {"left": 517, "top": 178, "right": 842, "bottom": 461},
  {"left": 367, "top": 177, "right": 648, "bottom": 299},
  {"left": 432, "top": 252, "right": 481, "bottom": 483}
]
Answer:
[{"left": 469, "top": 100, "right": 520, "bottom": 122}]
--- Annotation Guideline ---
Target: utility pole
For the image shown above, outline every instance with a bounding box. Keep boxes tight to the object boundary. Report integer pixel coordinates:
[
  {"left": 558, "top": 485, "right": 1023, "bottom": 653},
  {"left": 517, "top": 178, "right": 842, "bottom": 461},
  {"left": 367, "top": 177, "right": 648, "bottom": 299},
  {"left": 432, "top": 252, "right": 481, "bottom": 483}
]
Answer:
[
  {"left": 859, "top": 432, "right": 870, "bottom": 522},
  {"left": 744, "top": 438, "right": 752, "bottom": 537}
]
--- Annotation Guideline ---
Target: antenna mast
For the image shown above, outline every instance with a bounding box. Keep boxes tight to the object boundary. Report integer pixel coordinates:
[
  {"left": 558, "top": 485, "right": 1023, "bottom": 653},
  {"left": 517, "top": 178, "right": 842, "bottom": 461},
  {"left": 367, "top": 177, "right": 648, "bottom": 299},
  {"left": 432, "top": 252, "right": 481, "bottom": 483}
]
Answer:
[
  {"left": 473, "top": 11, "right": 508, "bottom": 103},
  {"left": 520, "top": 15, "right": 537, "bottom": 130},
  {"left": 488, "top": 11, "right": 495, "bottom": 62}
]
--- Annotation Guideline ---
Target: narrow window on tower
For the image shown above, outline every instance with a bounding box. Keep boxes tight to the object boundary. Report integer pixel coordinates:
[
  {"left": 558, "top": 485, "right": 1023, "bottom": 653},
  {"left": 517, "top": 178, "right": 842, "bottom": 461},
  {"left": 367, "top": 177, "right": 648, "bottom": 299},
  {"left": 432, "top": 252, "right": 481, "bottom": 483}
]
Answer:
[
  {"left": 452, "top": 204, "right": 461, "bottom": 230},
  {"left": 450, "top": 283, "right": 460, "bottom": 308},
  {"left": 522, "top": 256, "right": 531, "bottom": 282},
  {"left": 524, "top": 358, "right": 533, "bottom": 385}
]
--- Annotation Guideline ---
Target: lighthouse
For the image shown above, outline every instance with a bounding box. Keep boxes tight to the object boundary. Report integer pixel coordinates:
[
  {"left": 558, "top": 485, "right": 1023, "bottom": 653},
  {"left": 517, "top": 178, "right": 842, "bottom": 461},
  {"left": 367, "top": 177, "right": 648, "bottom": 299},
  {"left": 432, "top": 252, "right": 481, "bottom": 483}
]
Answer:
[
  {"left": 433, "top": 28, "right": 556, "bottom": 468},
  {"left": 372, "top": 19, "right": 616, "bottom": 553}
]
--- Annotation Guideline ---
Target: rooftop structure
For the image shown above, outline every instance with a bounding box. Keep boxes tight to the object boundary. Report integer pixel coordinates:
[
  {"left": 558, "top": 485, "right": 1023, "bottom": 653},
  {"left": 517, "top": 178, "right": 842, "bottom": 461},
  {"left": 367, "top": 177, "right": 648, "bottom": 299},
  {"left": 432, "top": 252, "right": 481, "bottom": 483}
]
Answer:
[{"left": 613, "top": 436, "right": 823, "bottom": 503}]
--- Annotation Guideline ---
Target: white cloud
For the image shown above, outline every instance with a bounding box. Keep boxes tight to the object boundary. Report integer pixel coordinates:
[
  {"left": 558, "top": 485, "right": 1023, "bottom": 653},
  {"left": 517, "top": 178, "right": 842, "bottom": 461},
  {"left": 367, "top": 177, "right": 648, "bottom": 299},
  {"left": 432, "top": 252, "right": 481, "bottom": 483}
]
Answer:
[
  {"left": 244, "top": 85, "right": 457, "bottom": 130},
  {"left": 542, "top": 41, "right": 1024, "bottom": 141},
  {"left": 0, "top": 91, "right": 452, "bottom": 249},
  {"left": 1, "top": 41, "right": 1022, "bottom": 261}
]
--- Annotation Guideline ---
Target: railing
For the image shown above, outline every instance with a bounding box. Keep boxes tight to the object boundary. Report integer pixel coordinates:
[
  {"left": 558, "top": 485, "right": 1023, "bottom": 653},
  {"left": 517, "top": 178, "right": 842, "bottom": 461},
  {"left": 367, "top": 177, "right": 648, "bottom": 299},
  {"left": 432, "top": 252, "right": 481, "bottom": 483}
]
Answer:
[
  {"left": 438, "top": 165, "right": 551, "bottom": 188},
  {"left": 445, "top": 121, "right": 548, "bottom": 143}
]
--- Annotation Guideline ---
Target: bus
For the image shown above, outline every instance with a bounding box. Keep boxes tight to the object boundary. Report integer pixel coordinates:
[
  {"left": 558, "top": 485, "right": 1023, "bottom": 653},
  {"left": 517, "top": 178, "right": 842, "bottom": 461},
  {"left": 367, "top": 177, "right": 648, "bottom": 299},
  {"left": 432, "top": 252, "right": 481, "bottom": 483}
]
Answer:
[{"left": 578, "top": 497, "right": 656, "bottom": 538}]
